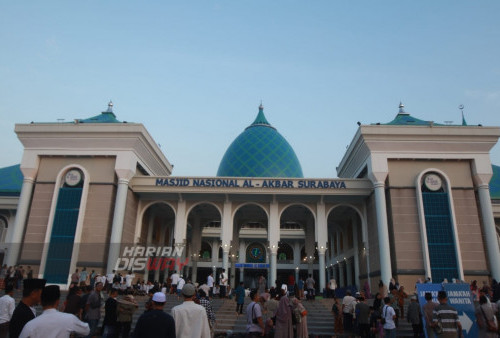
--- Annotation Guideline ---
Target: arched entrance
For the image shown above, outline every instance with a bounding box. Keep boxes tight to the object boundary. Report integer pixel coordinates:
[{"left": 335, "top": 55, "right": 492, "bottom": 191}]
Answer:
[
  {"left": 327, "top": 205, "right": 364, "bottom": 293},
  {"left": 279, "top": 204, "right": 316, "bottom": 290},
  {"left": 140, "top": 202, "right": 176, "bottom": 283},
  {"left": 187, "top": 203, "right": 221, "bottom": 285},
  {"left": 233, "top": 204, "right": 268, "bottom": 288}
]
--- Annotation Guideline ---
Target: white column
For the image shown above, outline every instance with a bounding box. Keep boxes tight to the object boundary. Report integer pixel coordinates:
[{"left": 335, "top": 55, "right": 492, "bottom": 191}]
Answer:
[
  {"left": 154, "top": 225, "right": 168, "bottom": 282},
  {"left": 191, "top": 217, "right": 202, "bottom": 284},
  {"left": 270, "top": 248, "right": 277, "bottom": 286},
  {"left": 318, "top": 247, "right": 326, "bottom": 293},
  {"left": 239, "top": 241, "right": 245, "bottom": 283},
  {"left": 147, "top": 216, "right": 154, "bottom": 243},
  {"left": 211, "top": 239, "right": 218, "bottom": 269},
  {"left": 145, "top": 216, "right": 154, "bottom": 282},
  {"left": 339, "top": 261, "right": 345, "bottom": 287},
  {"left": 293, "top": 241, "right": 301, "bottom": 271},
  {"left": 7, "top": 175, "right": 36, "bottom": 266},
  {"left": 230, "top": 255, "right": 236, "bottom": 289},
  {"left": 269, "top": 201, "right": 280, "bottom": 286},
  {"left": 475, "top": 181, "right": 500, "bottom": 280},
  {"left": 220, "top": 200, "right": 233, "bottom": 272},
  {"left": 373, "top": 181, "right": 392, "bottom": 285},
  {"left": 174, "top": 199, "right": 187, "bottom": 273},
  {"left": 107, "top": 176, "right": 132, "bottom": 273},
  {"left": 346, "top": 258, "right": 353, "bottom": 286},
  {"left": 107, "top": 154, "right": 137, "bottom": 273},
  {"left": 192, "top": 258, "right": 198, "bottom": 284},
  {"left": 353, "top": 222, "right": 360, "bottom": 289},
  {"left": 316, "top": 202, "right": 328, "bottom": 291}
]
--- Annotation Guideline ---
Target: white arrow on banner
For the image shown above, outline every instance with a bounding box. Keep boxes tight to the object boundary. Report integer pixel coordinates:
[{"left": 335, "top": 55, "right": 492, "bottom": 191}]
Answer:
[{"left": 458, "top": 312, "right": 473, "bottom": 334}]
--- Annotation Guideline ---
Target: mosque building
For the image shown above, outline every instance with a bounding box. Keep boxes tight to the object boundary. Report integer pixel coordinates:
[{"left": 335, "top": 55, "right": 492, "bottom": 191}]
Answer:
[{"left": 0, "top": 102, "right": 499, "bottom": 292}]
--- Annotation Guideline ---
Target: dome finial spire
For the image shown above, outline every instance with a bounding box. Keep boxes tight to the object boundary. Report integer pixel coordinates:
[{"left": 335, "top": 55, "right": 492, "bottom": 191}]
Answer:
[
  {"left": 259, "top": 100, "right": 263, "bottom": 110},
  {"left": 106, "top": 100, "right": 113, "bottom": 113},
  {"left": 398, "top": 101, "right": 405, "bottom": 113}
]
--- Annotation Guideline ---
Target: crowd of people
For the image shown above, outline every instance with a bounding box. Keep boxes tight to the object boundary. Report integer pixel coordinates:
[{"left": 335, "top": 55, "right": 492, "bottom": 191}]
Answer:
[
  {"left": 0, "top": 267, "right": 499, "bottom": 337},
  {"left": 329, "top": 278, "right": 500, "bottom": 338}
]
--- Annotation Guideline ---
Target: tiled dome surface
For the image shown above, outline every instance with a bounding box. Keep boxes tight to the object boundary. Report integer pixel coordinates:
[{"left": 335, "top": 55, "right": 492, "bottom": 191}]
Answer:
[{"left": 217, "top": 106, "right": 303, "bottom": 178}]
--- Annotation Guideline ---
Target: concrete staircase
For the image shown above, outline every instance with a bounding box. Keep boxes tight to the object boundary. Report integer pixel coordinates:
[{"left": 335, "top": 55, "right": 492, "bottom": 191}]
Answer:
[{"left": 11, "top": 289, "right": 416, "bottom": 337}]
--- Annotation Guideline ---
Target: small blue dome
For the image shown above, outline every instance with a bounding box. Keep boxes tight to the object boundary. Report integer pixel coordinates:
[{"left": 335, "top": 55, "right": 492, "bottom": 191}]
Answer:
[{"left": 217, "top": 105, "right": 303, "bottom": 178}]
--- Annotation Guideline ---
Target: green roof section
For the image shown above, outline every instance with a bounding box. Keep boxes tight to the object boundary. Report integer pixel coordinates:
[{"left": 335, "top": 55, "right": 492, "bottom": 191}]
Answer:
[
  {"left": 379, "top": 103, "right": 443, "bottom": 126},
  {"left": 0, "top": 164, "right": 23, "bottom": 196},
  {"left": 77, "top": 101, "right": 122, "bottom": 123},
  {"left": 490, "top": 164, "right": 500, "bottom": 200},
  {"left": 78, "top": 111, "right": 121, "bottom": 123},
  {"left": 217, "top": 105, "right": 303, "bottom": 178}
]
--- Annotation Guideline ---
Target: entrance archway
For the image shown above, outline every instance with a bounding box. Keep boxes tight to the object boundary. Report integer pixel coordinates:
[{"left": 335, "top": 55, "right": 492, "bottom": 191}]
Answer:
[
  {"left": 140, "top": 202, "right": 175, "bottom": 283},
  {"left": 327, "top": 205, "right": 363, "bottom": 292},
  {"left": 233, "top": 204, "right": 268, "bottom": 288}
]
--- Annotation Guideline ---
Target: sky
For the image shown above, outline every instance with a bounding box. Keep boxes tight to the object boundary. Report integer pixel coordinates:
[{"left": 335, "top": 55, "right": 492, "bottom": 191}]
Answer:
[{"left": 1, "top": 1, "right": 499, "bottom": 178}]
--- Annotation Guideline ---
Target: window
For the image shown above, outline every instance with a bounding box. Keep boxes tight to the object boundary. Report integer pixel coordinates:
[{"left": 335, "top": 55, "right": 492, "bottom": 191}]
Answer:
[
  {"left": 44, "top": 168, "right": 84, "bottom": 284},
  {"left": 421, "top": 172, "right": 459, "bottom": 283}
]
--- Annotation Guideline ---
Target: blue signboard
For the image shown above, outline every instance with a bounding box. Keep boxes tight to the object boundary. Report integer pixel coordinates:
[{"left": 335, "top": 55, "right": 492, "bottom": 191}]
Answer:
[
  {"left": 235, "top": 263, "right": 270, "bottom": 269},
  {"left": 416, "top": 282, "right": 442, "bottom": 338},
  {"left": 416, "top": 283, "right": 478, "bottom": 338},
  {"left": 443, "top": 283, "right": 478, "bottom": 337}
]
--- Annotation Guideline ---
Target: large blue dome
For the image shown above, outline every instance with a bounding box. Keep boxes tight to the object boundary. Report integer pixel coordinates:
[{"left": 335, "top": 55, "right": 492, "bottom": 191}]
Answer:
[{"left": 217, "top": 105, "right": 303, "bottom": 178}]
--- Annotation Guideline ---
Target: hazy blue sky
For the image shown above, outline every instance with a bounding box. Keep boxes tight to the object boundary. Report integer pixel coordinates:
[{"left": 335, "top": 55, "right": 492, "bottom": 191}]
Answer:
[{"left": 1, "top": 1, "right": 499, "bottom": 177}]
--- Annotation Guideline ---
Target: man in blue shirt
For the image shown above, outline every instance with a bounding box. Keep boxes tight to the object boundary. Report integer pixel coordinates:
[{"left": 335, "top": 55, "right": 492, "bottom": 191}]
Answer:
[{"left": 246, "top": 289, "right": 264, "bottom": 336}]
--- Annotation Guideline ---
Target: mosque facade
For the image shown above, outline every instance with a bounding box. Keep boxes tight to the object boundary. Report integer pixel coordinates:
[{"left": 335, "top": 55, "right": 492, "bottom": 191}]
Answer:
[{"left": 0, "top": 102, "right": 499, "bottom": 292}]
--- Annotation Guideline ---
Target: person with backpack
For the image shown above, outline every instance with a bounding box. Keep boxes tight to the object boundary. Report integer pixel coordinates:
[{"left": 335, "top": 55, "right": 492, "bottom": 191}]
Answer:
[
  {"left": 381, "top": 296, "right": 397, "bottom": 338},
  {"left": 246, "top": 289, "right": 264, "bottom": 336}
]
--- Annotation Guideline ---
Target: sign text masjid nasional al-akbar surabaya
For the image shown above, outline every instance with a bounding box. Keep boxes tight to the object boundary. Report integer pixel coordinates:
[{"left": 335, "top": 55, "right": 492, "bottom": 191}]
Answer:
[{"left": 155, "top": 178, "right": 347, "bottom": 189}]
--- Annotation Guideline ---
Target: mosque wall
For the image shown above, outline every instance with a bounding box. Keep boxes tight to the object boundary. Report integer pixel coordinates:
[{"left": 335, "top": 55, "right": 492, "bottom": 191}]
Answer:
[
  {"left": 365, "top": 192, "right": 381, "bottom": 291},
  {"left": 386, "top": 159, "right": 490, "bottom": 283},
  {"left": 121, "top": 189, "right": 139, "bottom": 244},
  {"left": 77, "top": 183, "right": 116, "bottom": 268},
  {"left": 386, "top": 160, "right": 474, "bottom": 187},
  {"left": 386, "top": 187, "right": 424, "bottom": 271},
  {"left": 37, "top": 157, "right": 116, "bottom": 182},
  {"left": 139, "top": 209, "right": 149, "bottom": 243},
  {"left": 453, "top": 189, "right": 488, "bottom": 276},
  {"left": 19, "top": 182, "right": 54, "bottom": 265},
  {"left": 23, "top": 156, "right": 118, "bottom": 270}
]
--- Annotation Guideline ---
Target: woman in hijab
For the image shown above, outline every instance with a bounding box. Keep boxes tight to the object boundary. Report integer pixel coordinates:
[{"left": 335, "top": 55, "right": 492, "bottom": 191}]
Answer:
[
  {"left": 274, "top": 289, "right": 293, "bottom": 338},
  {"left": 331, "top": 296, "right": 343, "bottom": 337},
  {"left": 263, "top": 292, "right": 278, "bottom": 336},
  {"left": 292, "top": 297, "right": 308, "bottom": 338}
]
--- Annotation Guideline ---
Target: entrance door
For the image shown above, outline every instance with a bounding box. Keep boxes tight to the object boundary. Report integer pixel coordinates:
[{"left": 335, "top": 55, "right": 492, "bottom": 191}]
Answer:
[{"left": 243, "top": 269, "right": 267, "bottom": 289}]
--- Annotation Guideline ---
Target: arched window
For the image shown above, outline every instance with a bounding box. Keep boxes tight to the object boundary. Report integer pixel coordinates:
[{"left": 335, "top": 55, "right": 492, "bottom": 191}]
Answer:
[
  {"left": 277, "top": 242, "right": 293, "bottom": 261},
  {"left": 44, "top": 168, "right": 84, "bottom": 284},
  {"left": 199, "top": 241, "right": 212, "bottom": 260},
  {"left": 419, "top": 172, "right": 459, "bottom": 283}
]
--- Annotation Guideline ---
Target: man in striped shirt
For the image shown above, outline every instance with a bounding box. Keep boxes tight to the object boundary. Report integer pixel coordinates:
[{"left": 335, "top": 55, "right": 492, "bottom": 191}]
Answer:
[{"left": 432, "top": 291, "right": 463, "bottom": 337}]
